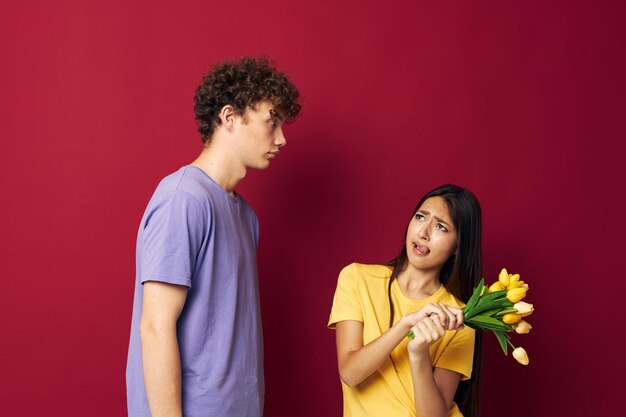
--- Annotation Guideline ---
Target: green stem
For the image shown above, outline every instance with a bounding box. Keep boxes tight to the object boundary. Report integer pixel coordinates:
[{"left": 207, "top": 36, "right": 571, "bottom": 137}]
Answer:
[{"left": 506, "top": 338, "right": 516, "bottom": 349}]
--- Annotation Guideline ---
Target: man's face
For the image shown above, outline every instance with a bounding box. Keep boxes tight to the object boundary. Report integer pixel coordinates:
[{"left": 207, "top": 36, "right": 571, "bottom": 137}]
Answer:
[{"left": 233, "top": 100, "right": 286, "bottom": 170}]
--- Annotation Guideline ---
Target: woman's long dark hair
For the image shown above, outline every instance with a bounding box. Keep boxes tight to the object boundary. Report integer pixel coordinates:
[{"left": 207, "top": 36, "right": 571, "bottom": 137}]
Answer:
[{"left": 386, "top": 184, "right": 482, "bottom": 417}]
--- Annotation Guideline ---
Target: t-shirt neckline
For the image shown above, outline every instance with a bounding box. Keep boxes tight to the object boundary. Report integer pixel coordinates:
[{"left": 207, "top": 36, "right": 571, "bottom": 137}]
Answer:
[
  {"left": 391, "top": 277, "right": 446, "bottom": 306},
  {"left": 185, "top": 165, "right": 240, "bottom": 202}
]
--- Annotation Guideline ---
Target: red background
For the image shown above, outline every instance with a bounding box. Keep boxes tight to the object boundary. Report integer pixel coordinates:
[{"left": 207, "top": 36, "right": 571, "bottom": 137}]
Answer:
[{"left": 1, "top": 1, "right": 625, "bottom": 416}]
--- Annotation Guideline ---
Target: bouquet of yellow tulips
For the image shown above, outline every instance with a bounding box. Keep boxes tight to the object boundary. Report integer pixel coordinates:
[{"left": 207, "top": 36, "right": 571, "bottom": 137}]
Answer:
[{"left": 463, "top": 268, "right": 534, "bottom": 365}]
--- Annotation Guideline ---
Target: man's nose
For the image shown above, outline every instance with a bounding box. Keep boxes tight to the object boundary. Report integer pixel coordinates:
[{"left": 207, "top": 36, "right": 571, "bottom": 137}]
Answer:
[{"left": 275, "top": 127, "right": 286, "bottom": 147}]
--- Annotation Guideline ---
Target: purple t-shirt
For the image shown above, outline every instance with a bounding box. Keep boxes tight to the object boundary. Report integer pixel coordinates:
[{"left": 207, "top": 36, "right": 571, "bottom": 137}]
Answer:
[{"left": 126, "top": 166, "right": 263, "bottom": 417}]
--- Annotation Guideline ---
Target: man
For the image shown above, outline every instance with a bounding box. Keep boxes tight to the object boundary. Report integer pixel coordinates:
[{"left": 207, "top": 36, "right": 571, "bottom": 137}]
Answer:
[{"left": 126, "top": 57, "right": 301, "bottom": 417}]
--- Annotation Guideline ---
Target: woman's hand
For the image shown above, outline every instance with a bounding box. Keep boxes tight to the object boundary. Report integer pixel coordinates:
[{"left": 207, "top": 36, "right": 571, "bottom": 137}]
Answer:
[
  {"left": 407, "top": 312, "right": 465, "bottom": 417},
  {"left": 403, "top": 303, "right": 465, "bottom": 332},
  {"left": 407, "top": 314, "right": 446, "bottom": 356}
]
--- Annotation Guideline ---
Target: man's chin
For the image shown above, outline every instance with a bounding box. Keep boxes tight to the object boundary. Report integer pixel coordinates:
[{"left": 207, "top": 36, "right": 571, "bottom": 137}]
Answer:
[{"left": 248, "top": 161, "right": 271, "bottom": 171}]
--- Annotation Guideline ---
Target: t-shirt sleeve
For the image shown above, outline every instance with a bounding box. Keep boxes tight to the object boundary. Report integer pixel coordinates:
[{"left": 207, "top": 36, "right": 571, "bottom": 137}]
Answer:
[
  {"left": 434, "top": 326, "right": 475, "bottom": 381},
  {"left": 140, "top": 190, "right": 207, "bottom": 288},
  {"left": 327, "top": 264, "right": 363, "bottom": 329}
]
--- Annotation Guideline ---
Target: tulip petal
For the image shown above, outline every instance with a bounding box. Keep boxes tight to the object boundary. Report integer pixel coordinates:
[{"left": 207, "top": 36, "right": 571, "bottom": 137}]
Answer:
[
  {"left": 502, "top": 312, "right": 522, "bottom": 324},
  {"left": 507, "top": 287, "right": 527, "bottom": 303},
  {"left": 514, "top": 301, "right": 534, "bottom": 317},
  {"left": 514, "top": 320, "right": 532, "bottom": 334},
  {"left": 512, "top": 347, "right": 530, "bottom": 365},
  {"left": 489, "top": 281, "right": 505, "bottom": 293},
  {"left": 499, "top": 268, "right": 510, "bottom": 287}
]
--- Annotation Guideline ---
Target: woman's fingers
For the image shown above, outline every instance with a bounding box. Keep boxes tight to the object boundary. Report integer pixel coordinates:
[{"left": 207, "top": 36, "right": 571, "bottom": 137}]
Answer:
[
  {"left": 408, "top": 306, "right": 462, "bottom": 355},
  {"left": 428, "top": 314, "right": 445, "bottom": 338},
  {"left": 428, "top": 304, "right": 465, "bottom": 331},
  {"left": 421, "top": 315, "right": 444, "bottom": 339},
  {"left": 447, "top": 305, "right": 465, "bottom": 330},
  {"left": 409, "top": 314, "right": 445, "bottom": 349},
  {"left": 439, "top": 304, "right": 452, "bottom": 328},
  {"left": 438, "top": 304, "right": 459, "bottom": 330},
  {"left": 409, "top": 303, "right": 465, "bottom": 330},
  {"left": 424, "top": 303, "right": 449, "bottom": 328}
]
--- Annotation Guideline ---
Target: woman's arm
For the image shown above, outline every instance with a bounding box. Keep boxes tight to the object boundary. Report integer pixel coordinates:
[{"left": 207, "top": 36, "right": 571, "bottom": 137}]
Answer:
[
  {"left": 335, "top": 303, "right": 463, "bottom": 387},
  {"left": 335, "top": 317, "right": 411, "bottom": 387},
  {"left": 408, "top": 315, "right": 463, "bottom": 417}
]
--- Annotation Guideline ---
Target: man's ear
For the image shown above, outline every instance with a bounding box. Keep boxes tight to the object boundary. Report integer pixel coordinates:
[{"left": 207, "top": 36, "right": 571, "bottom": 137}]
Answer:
[{"left": 218, "top": 105, "right": 237, "bottom": 130}]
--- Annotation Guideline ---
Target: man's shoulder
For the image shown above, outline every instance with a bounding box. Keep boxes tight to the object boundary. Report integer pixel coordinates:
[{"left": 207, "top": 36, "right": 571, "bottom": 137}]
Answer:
[
  {"left": 157, "top": 166, "right": 205, "bottom": 191},
  {"left": 152, "top": 166, "right": 217, "bottom": 203}
]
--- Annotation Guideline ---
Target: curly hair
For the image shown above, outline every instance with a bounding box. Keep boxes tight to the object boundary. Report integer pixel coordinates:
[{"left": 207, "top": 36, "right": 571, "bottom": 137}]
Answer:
[{"left": 194, "top": 56, "right": 302, "bottom": 143}]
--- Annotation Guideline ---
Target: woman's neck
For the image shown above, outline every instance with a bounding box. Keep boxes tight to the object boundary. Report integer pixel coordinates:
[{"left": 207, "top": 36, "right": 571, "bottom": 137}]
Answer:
[{"left": 395, "top": 267, "right": 442, "bottom": 300}]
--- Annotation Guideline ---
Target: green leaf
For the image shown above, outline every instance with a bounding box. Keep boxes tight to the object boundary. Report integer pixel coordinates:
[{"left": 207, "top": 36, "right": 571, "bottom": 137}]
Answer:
[
  {"left": 480, "top": 308, "right": 502, "bottom": 317},
  {"left": 464, "top": 288, "right": 508, "bottom": 318},
  {"left": 467, "top": 315, "right": 508, "bottom": 330},
  {"left": 478, "top": 289, "right": 508, "bottom": 304},
  {"left": 495, "top": 307, "right": 518, "bottom": 317},
  {"left": 465, "top": 299, "right": 514, "bottom": 320},
  {"left": 479, "top": 298, "right": 514, "bottom": 311},
  {"left": 493, "top": 330, "right": 509, "bottom": 355},
  {"left": 464, "top": 321, "right": 480, "bottom": 331},
  {"left": 462, "top": 278, "right": 485, "bottom": 315}
]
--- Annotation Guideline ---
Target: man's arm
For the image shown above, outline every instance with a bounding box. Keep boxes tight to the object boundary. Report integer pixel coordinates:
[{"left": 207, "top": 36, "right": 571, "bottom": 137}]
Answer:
[{"left": 140, "top": 281, "right": 188, "bottom": 417}]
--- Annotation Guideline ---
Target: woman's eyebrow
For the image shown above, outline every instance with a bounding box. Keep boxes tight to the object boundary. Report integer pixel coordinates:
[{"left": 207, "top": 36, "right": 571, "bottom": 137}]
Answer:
[
  {"left": 434, "top": 216, "right": 452, "bottom": 227},
  {"left": 418, "top": 209, "right": 452, "bottom": 226}
]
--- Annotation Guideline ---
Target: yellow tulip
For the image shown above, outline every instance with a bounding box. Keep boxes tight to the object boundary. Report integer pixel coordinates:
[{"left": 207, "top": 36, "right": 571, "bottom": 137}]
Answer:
[
  {"left": 502, "top": 313, "right": 521, "bottom": 324},
  {"left": 498, "top": 268, "right": 510, "bottom": 287},
  {"left": 508, "top": 273, "right": 520, "bottom": 284},
  {"left": 521, "top": 283, "right": 529, "bottom": 290},
  {"left": 515, "top": 320, "right": 532, "bottom": 334},
  {"left": 507, "top": 279, "right": 525, "bottom": 290},
  {"left": 488, "top": 281, "right": 505, "bottom": 293},
  {"left": 512, "top": 347, "right": 530, "bottom": 365},
  {"left": 507, "top": 287, "right": 527, "bottom": 303},
  {"left": 514, "top": 301, "right": 534, "bottom": 317}
]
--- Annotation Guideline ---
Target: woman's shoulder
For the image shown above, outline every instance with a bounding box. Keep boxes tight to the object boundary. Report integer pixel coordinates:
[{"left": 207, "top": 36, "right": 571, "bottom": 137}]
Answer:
[{"left": 339, "top": 263, "right": 392, "bottom": 280}]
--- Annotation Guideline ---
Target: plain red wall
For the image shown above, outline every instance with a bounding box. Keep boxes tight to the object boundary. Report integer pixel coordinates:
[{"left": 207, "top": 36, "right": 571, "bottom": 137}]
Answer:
[{"left": 1, "top": 1, "right": 625, "bottom": 416}]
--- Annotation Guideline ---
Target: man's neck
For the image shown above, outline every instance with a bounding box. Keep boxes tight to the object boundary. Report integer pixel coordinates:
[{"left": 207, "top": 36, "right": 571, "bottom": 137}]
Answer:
[{"left": 190, "top": 144, "right": 246, "bottom": 196}]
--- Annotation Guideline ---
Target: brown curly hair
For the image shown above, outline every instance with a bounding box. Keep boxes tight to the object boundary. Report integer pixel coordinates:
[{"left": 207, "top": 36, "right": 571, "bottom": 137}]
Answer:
[{"left": 194, "top": 56, "right": 302, "bottom": 143}]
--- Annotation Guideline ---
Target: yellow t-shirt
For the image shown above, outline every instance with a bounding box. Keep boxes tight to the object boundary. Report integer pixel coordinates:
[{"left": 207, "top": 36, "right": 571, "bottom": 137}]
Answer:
[{"left": 328, "top": 263, "right": 475, "bottom": 417}]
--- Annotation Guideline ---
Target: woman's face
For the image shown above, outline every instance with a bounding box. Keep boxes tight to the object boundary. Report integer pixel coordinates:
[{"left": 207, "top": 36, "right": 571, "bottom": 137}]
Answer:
[{"left": 405, "top": 196, "right": 458, "bottom": 273}]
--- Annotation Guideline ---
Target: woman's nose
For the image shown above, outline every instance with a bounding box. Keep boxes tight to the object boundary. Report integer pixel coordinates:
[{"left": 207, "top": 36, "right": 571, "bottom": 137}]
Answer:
[{"left": 417, "top": 223, "right": 430, "bottom": 241}]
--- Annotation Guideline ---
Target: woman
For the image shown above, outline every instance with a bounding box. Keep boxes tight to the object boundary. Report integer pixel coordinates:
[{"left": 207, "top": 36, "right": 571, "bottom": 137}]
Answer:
[{"left": 328, "top": 184, "right": 482, "bottom": 417}]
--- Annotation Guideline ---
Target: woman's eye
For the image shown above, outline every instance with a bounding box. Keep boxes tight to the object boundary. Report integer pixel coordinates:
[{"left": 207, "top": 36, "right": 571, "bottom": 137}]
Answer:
[
  {"left": 437, "top": 224, "right": 448, "bottom": 232},
  {"left": 414, "top": 214, "right": 425, "bottom": 220}
]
